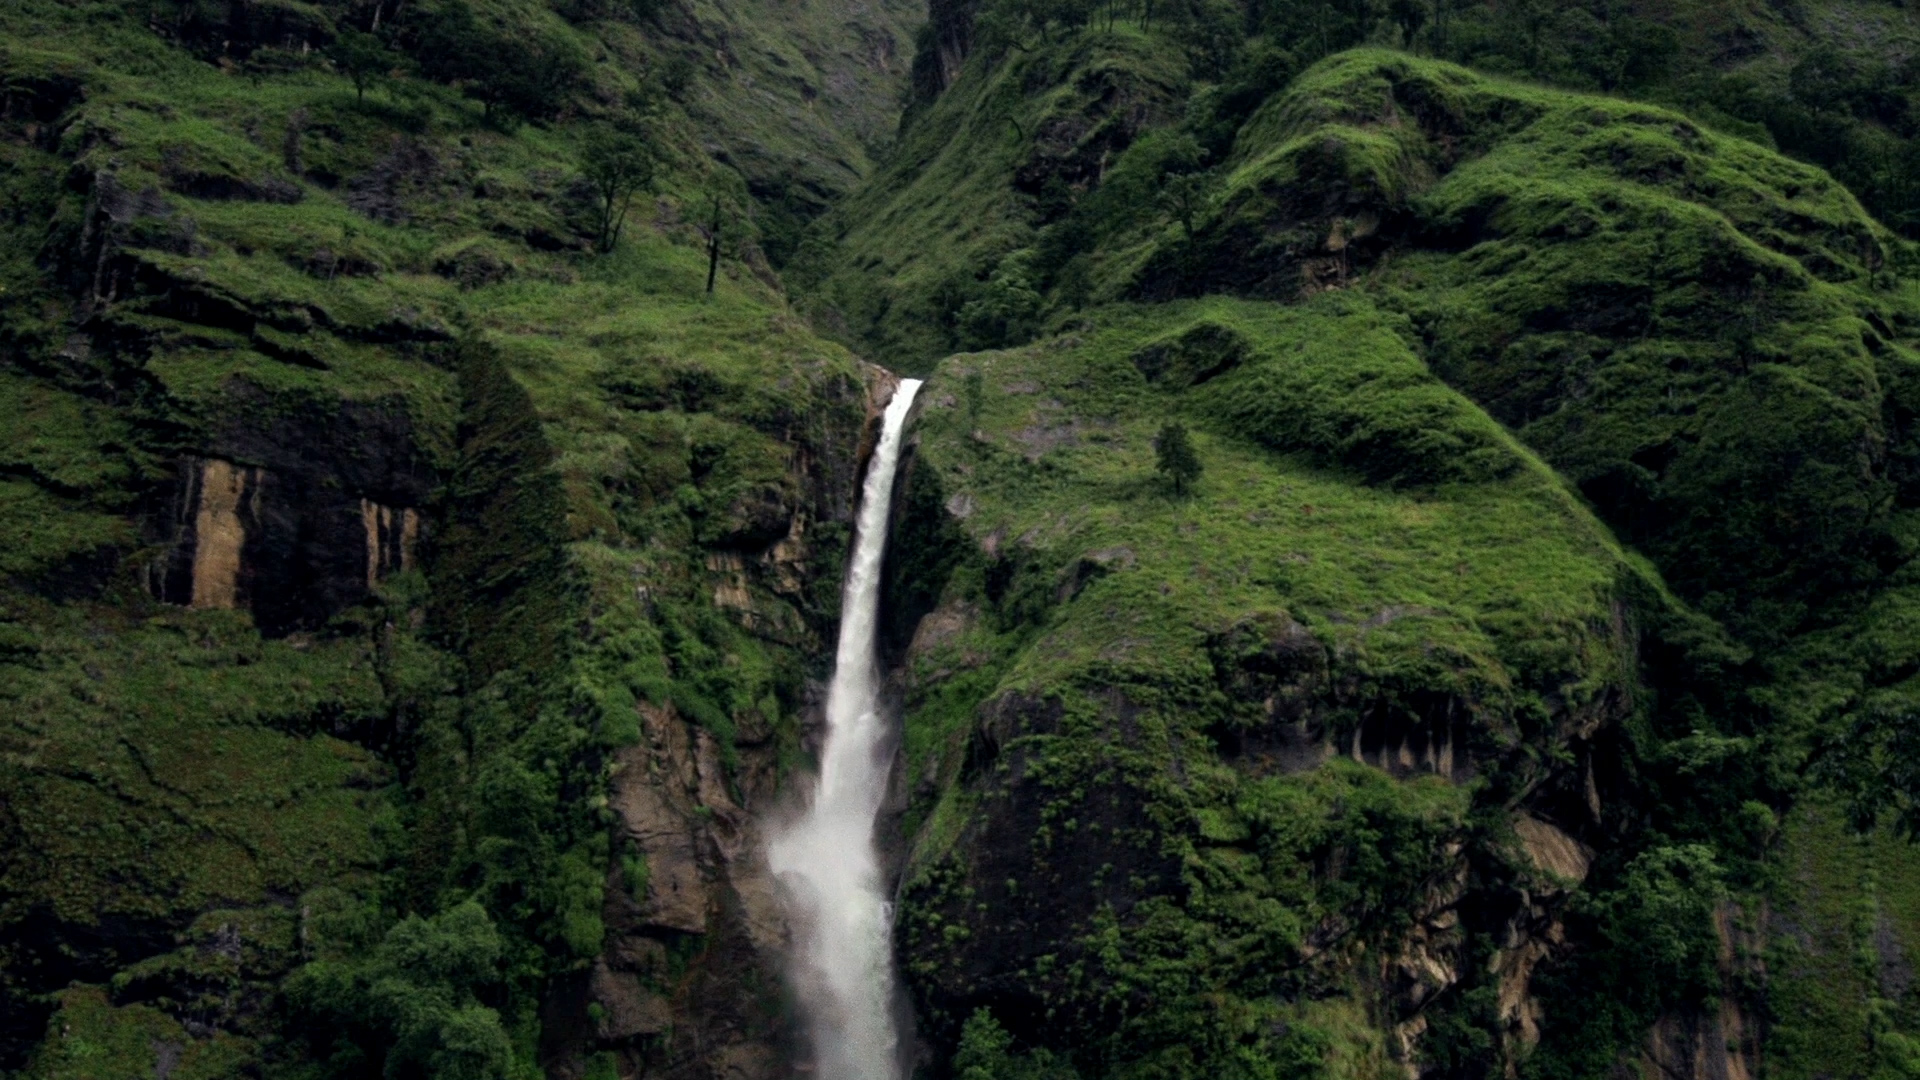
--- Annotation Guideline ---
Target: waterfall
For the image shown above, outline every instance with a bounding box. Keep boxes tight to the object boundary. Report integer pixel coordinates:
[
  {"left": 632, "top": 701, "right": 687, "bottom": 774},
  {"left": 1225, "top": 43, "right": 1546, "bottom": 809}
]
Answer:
[{"left": 769, "top": 378, "right": 923, "bottom": 1080}]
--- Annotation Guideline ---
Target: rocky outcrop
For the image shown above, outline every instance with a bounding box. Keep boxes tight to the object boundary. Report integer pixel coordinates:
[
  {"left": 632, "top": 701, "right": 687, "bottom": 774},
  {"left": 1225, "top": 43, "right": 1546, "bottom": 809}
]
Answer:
[
  {"left": 154, "top": 457, "right": 425, "bottom": 623},
  {"left": 1490, "top": 817, "right": 1593, "bottom": 1055},
  {"left": 906, "top": 0, "right": 980, "bottom": 103},
  {"left": 1633, "top": 903, "right": 1767, "bottom": 1080},
  {"left": 553, "top": 701, "right": 790, "bottom": 1080},
  {"left": 183, "top": 458, "right": 256, "bottom": 610},
  {"left": 540, "top": 364, "right": 898, "bottom": 1079}
]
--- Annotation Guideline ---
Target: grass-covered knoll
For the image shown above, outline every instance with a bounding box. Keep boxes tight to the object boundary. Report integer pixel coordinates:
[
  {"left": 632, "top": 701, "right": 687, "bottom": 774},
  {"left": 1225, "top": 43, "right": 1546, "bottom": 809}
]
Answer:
[
  {"left": 1163, "top": 51, "right": 1920, "bottom": 650},
  {"left": 903, "top": 0, "right": 1920, "bottom": 237},
  {"left": 886, "top": 293, "right": 1709, "bottom": 1078},
  {"left": 0, "top": 0, "right": 887, "bottom": 1072},
  {"left": 809, "top": 0, "right": 1920, "bottom": 367},
  {"left": 1197, "top": 56, "right": 1920, "bottom": 832},
  {"left": 833, "top": 34, "right": 1920, "bottom": 761},
  {"left": 1415, "top": 0, "right": 1920, "bottom": 240}
]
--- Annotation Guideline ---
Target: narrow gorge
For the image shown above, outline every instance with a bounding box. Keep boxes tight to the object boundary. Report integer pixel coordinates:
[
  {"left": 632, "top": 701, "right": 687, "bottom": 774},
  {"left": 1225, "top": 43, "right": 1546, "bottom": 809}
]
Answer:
[{"left": 12, "top": 0, "right": 1920, "bottom": 1078}]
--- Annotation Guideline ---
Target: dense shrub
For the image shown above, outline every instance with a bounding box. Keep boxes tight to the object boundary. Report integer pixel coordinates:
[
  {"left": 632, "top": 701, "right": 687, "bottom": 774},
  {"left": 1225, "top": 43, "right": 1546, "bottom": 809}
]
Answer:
[{"left": 286, "top": 902, "right": 515, "bottom": 1080}]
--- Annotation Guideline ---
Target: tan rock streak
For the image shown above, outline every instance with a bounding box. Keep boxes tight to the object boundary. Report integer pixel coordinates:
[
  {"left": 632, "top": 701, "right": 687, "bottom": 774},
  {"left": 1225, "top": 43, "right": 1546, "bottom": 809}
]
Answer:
[
  {"left": 190, "top": 459, "right": 256, "bottom": 610},
  {"left": 361, "top": 499, "right": 420, "bottom": 588}
]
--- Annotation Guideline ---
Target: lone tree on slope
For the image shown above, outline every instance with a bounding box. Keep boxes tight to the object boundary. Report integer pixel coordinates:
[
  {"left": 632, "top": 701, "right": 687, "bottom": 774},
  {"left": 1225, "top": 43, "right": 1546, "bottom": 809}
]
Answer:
[
  {"left": 328, "top": 29, "right": 401, "bottom": 103},
  {"left": 581, "top": 123, "right": 659, "bottom": 253},
  {"left": 1154, "top": 421, "right": 1202, "bottom": 496}
]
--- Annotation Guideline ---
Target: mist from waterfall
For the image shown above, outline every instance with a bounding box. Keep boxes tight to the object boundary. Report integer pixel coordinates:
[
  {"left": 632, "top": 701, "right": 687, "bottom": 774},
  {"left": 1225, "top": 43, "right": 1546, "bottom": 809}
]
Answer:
[{"left": 769, "top": 378, "right": 922, "bottom": 1080}]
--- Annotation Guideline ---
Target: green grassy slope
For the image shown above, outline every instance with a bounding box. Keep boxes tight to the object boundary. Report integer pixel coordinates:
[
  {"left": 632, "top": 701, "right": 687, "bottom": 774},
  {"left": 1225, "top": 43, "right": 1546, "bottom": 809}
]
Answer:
[
  {"left": 1767, "top": 802, "right": 1920, "bottom": 1080},
  {"left": 664, "top": 0, "right": 923, "bottom": 210},
  {"left": 811, "top": 0, "right": 1920, "bottom": 366},
  {"left": 804, "top": 26, "right": 1192, "bottom": 365},
  {"left": 844, "top": 27, "right": 1920, "bottom": 1080},
  {"left": 0, "top": 0, "right": 894, "bottom": 1073},
  {"left": 18, "top": 0, "right": 1920, "bottom": 1076},
  {"left": 885, "top": 290, "right": 1699, "bottom": 1080}
]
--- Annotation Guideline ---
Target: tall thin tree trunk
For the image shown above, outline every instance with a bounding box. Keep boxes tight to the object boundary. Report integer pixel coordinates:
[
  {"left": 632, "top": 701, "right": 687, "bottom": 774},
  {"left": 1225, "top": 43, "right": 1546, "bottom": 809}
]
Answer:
[
  {"left": 610, "top": 192, "right": 632, "bottom": 252},
  {"left": 705, "top": 196, "right": 722, "bottom": 295}
]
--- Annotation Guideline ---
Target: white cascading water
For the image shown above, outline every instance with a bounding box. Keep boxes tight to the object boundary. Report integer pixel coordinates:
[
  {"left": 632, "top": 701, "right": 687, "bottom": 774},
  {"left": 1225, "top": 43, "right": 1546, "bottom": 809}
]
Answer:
[{"left": 769, "top": 378, "right": 923, "bottom": 1080}]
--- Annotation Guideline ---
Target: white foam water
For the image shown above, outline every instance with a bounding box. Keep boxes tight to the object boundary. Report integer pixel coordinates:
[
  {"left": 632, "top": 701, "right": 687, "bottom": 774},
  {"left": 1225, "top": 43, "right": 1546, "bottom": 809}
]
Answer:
[{"left": 769, "top": 378, "right": 923, "bottom": 1080}]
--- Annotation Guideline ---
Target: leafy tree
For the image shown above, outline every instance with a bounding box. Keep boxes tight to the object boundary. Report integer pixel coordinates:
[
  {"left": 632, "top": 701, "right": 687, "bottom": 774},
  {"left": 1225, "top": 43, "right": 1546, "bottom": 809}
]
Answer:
[
  {"left": 1387, "top": 0, "right": 1427, "bottom": 46},
  {"left": 658, "top": 54, "right": 697, "bottom": 98},
  {"left": 286, "top": 900, "right": 515, "bottom": 1079},
  {"left": 954, "top": 1009, "right": 1080, "bottom": 1080},
  {"left": 1157, "top": 171, "right": 1208, "bottom": 239},
  {"left": 411, "top": 1, "right": 586, "bottom": 126},
  {"left": 1248, "top": 0, "right": 1374, "bottom": 61},
  {"left": 327, "top": 28, "right": 401, "bottom": 103},
  {"left": 580, "top": 122, "right": 659, "bottom": 253},
  {"left": 973, "top": 0, "right": 1093, "bottom": 53},
  {"left": 1573, "top": 11, "right": 1678, "bottom": 91},
  {"left": 1817, "top": 700, "right": 1920, "bottom": 836},
  {"left": 1189, "top": 41, "right": 1297, "bottom": 156},
  {"left": 955, "top": 1009, "right": 1016, "bottom": 1080},
  {"left": 957, "top": 253, "right": 1043, "bottom": 349},
  {"left": 478, "top": 30, "right": 587, "bottom": 126},
  {"left": 1609, "top": 846, "right": 1726, "bottom": 1001},
  {"left": 1154, "top": 422, "right": 1202, "bottom": 496}
]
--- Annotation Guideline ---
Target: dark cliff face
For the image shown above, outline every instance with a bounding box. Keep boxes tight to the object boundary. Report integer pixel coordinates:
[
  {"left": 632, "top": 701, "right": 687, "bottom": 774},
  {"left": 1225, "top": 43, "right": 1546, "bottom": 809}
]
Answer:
[
  {"left": 545, "top": 371, "right": 896, "bottom": 1080},
  {"left": 907, "top": 0, "right": 980, "bottom": 105},
  {"left": 145, "top": 392, "right": 440, "bottom": 637}
]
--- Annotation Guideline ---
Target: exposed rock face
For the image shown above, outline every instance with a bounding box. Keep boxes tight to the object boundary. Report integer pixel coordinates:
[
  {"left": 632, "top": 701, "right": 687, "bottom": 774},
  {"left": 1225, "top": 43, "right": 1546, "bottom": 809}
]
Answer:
[
  {"left": 360, "top": 500, "right": 420, "bottom": 588},
  {"left": 541, "top": 365, "right": 897, "bottom": 1079},
  {"left": 553, "top": 701, "right": 794, "bottom": 1076},
  {"left": 564, "top": 701, "right": 788, "bottom": 1079},
  {"left": 908, "top": 0, "right": 979, "bottom": 101},
  {"left": 150, "top": 427, "right": 432, "bottom": 635},
  {"left": 1634, "top": 903, "right": 1767, "bottom": 1080},
  {"left": 1491, "top": 816, "right": 1593, "bottom": 1054},
  {"left": 185, "top": 458, "right": 254, "bottom": 610}
]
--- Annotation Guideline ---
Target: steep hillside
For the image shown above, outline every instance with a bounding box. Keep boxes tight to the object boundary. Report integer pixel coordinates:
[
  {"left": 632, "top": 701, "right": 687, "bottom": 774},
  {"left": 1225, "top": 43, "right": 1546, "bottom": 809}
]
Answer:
[
  {"left": 660, "top": 0, "right": 922, "bottom": 240},
  {"left": 810, "top": 0, "right": 1920, "bottom": 368},
  {"left": 886, "top": 294, "right": 1667, "bottom": 1077},
  {"left": 0, "top": 0, "right": 916, "bottom": 1075},
  {"left": 836, "top": 24, "right": 1920, "bottom": 1080},
  {"left": 15, "top": 0, "right": 1920, "bottom": 1078}
]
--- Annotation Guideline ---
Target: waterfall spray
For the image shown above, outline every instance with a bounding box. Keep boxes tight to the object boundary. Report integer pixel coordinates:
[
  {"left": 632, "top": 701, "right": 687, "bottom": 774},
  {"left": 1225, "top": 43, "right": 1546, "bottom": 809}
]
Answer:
[{"left": 770, "top": 378, "right": 923, "bottom": 1080}]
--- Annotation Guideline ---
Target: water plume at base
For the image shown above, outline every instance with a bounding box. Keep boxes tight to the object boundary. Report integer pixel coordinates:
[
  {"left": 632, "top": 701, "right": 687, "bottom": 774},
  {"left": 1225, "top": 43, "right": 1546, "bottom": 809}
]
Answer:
[{"left": 769, "top": 378, "right": 922, "bottom": 1080}]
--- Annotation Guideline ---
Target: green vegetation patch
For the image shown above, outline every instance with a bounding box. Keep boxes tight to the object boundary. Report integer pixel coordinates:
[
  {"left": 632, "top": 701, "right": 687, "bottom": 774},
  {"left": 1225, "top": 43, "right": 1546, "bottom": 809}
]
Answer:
[
  {"left": 890, "top": 294, "right": 1662, "bottom": 1074},
  {"left": 0, "top": 0, "right": 891, "bottom": 1070}
]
